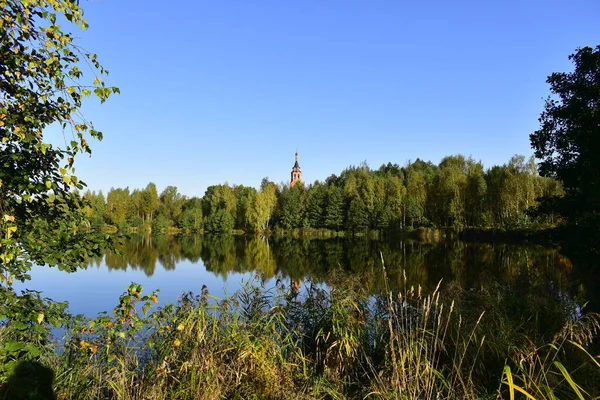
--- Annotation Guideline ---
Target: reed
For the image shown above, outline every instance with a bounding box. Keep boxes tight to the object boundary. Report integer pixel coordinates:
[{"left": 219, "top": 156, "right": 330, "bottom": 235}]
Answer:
[{"left": 10, "top": 269, "right": 597, "bottom": 399}]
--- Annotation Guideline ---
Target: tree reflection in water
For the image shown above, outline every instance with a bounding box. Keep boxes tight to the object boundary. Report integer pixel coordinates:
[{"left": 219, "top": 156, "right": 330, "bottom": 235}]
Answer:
[
  {"left": 90, "top": 234, "right": 596, "bottom": 352},
  {"left": 96, "top": 234, "right": 575, "bottom": 295}
]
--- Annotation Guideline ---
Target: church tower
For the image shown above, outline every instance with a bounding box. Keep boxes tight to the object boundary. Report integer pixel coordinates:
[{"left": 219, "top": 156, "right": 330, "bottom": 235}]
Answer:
[{"left": 290, "top": 152, "right": 302, "bottom": 188}]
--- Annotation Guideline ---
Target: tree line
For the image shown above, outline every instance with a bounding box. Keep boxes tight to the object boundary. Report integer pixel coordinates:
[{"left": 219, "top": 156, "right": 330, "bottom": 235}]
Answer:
[{"left": 82, "top": 154, "right": 562, "bottom": 234}]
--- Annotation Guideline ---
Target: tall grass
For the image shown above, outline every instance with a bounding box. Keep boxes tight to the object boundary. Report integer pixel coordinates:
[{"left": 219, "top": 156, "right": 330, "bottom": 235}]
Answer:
[
  {"left": 500, "top": 313, "right": 600, "bottom": 400},
  {"left": 10, "top": 269, "right": 598, "bottom": 399}
]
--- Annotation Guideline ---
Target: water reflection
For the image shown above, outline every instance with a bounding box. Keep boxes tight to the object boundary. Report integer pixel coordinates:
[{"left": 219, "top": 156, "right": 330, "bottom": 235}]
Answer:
[{"left": 96, "top": 234, "right": 576, "bottom": 296}]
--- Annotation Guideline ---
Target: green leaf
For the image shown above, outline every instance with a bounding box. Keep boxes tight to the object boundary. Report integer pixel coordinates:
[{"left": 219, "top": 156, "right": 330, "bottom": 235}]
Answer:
[
  {"left": 503, "top": 365, "right": 515, "bottom": 400},
  {"left": 553, "top": 361, "right": 587, "bottom": 400},
  {"left": 3, "top": 340, "right": 24, "bottom": 353}
]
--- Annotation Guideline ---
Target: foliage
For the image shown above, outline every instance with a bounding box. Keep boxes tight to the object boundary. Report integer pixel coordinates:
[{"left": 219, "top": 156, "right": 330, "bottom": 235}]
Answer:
[
  {"left": 179, "top": 197, "right": 203, "bottom": 232},
  {"left": 500, "top": 314, "right": 600, "bottom": 400},
  {"left": 106, "top": 187, "right": 130, "bottom": 226},
  {"left": 204, "top": 208, "right": 234, "bottom": 234},
  {"left": 530, "top": 45, "right": 600, "bottom": 223},
  {"left": 247, "top": 179, "right": 278, "bottom": 231},
  {"left": 0, "top": 0, "right": 117, "bottom": 377},
  {"left": 35, "top": 278, "right": 600, "bottom": 399},
  {"left": 276, "top": 183, "right": 305, "bottom": 229},
  {"left": 83, "top": 154, "right": 561, "bottom": 235},
  {"left": 151, "top": 213, "right": 171, "bottom": 233}
]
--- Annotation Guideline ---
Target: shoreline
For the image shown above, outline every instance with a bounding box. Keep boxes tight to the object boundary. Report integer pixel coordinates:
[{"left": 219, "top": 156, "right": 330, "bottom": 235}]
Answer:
[{"left": 101, "top": 224, "right": 565, "bottom": 247}]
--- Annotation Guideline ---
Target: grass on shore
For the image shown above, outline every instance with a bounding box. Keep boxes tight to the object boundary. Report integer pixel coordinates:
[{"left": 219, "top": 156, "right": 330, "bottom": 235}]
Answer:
[{"left": 2, "top": 266, "right": 599, "bottom": 399}]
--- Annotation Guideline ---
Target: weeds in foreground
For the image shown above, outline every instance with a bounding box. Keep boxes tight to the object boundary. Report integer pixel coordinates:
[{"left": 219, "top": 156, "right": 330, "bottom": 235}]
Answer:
[
  {"left": 3, "top": 268, "right": 598, "bottom": 399},
  {"left": 365, "top": 256, "right": 486, "bottom": 399},
  {"left": 500, "top": 313, "right": 600, "bottom": 400}
]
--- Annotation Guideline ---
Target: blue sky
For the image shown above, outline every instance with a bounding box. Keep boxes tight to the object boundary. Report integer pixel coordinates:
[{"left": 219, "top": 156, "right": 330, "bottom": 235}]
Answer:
[{"left": 59, "top": 0, "right": 599, "bottom": 198}]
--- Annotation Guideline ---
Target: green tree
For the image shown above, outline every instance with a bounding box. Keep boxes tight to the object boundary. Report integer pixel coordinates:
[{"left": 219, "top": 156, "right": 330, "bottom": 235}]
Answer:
[
  {"left": 204, "top": 208, "right": 234, "bottom": 234},
  {"left": 82, "top": 190, "right": 106, "bottom": 228},
  {"left": 234, "top": 185, "right": 257, "bottom": 230},
  {"left": 202, "top": 184, "right": 236, "bottom": 235},
  {"left": 429, "top": 156, "right": 468, "bottom": 228},
  {"left": 247, "top": 179, "right": 278, "bottom": 231},
  {"left": 504, "top": 155, "right": 536, "bottom": 226},
  {"left": 374, "top": 172, "right": 404, "bottom": 230},
  {"left": 106, "top": 187, "right": 130, "bottom": 227},
  {"left": 323, "top": 185, "right": 345, "bottom": 230},
  {"left": 485, "top": 165, "right": 510, "bottom": 226},
  {"left": 403, "top": 159, "right": 436, "bottom": 228},
  {"left": 464, "top": 159, "right": 487, "bottom": 226},
  {"left": 303, "top": 183, "right": 326, "bottom": 228},
  {"left": 202, "top": 184, "right": 236, "bottom": 224},
  {"left": 180, "top": 197, "right": 203, "bottom": 232},
  {"left": 277, "top": 183, "right": 305, "bottom": 229},
  {"left": 342, "top": 163, "right": 375, "bottom": 219},
  {"left": 141, "top": 182, "right": 159, "bottom": 223},
  {"left": 152, "top": 213, "right": 171, "bottom": 233},
  {"left": 128, "top": 189, "right": 144, "bottom": 225},
  {"left": 347, "top": 198, "right": 369, "bottom": 232},
  {"left": 530, "top": 46, "right": 600, "bottom": 222},
  {"left": 0, "top": 0, "right": 117, "bottom": 370},
  {"left": 159, "top": 186, "right": 186, "bottom": 226}
]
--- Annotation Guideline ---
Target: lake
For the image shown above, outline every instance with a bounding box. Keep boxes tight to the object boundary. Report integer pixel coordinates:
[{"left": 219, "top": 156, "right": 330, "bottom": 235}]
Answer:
[{"left": 19, "top": 234, "right": 589, "bottom": 320}]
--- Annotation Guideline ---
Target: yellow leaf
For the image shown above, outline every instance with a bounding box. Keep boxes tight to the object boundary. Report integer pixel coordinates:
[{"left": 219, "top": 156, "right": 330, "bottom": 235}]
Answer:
[{"left": 37, "top": 313, "right": 44, "bottom": 324}]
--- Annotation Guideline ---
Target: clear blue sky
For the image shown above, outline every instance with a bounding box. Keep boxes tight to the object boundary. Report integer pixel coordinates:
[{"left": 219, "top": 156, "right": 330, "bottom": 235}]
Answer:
[{"left": 60, "top": 0, "right": 599, "bottom": 198}]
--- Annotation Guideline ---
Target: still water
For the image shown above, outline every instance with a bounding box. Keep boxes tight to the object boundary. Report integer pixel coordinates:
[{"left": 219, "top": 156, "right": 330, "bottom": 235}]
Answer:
[{"left": 23, "top": 234, "right": 581, "bottom": 318}]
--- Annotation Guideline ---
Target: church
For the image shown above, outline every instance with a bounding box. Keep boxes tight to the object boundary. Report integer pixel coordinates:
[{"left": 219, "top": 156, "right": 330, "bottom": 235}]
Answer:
[{"left": 290, "top": 152, "right": 302, "bottom": 187}]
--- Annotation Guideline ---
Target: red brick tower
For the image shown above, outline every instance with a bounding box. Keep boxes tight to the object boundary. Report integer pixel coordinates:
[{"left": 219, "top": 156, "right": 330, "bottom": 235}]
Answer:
[{"left": 290, "top": 152, "right": 302, "bottom": 188}]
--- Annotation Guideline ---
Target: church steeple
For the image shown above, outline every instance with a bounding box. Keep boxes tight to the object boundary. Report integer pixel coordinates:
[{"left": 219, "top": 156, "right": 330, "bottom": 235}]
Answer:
[{"left": 290, "top": 152, "right": 302, "bottom": 187}]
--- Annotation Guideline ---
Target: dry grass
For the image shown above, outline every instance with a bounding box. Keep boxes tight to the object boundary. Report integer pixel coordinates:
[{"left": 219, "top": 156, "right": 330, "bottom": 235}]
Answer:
[{"left": 20, "top": 266, "right": 598, "bottom": 400}]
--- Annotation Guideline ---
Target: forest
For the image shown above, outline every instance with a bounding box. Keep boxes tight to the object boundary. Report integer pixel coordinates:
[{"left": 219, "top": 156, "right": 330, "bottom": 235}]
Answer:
[
  {"left": 83, "top": 154, "right": 563, "bottom": 234},
  {"left": 1, "top": 0, "right": 599, "bottom": 396}
]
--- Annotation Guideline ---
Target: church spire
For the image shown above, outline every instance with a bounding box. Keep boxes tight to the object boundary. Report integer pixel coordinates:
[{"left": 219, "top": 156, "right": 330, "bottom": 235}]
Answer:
[{"left": 290, "top": 152, "right": 302, "bottom": 187}]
